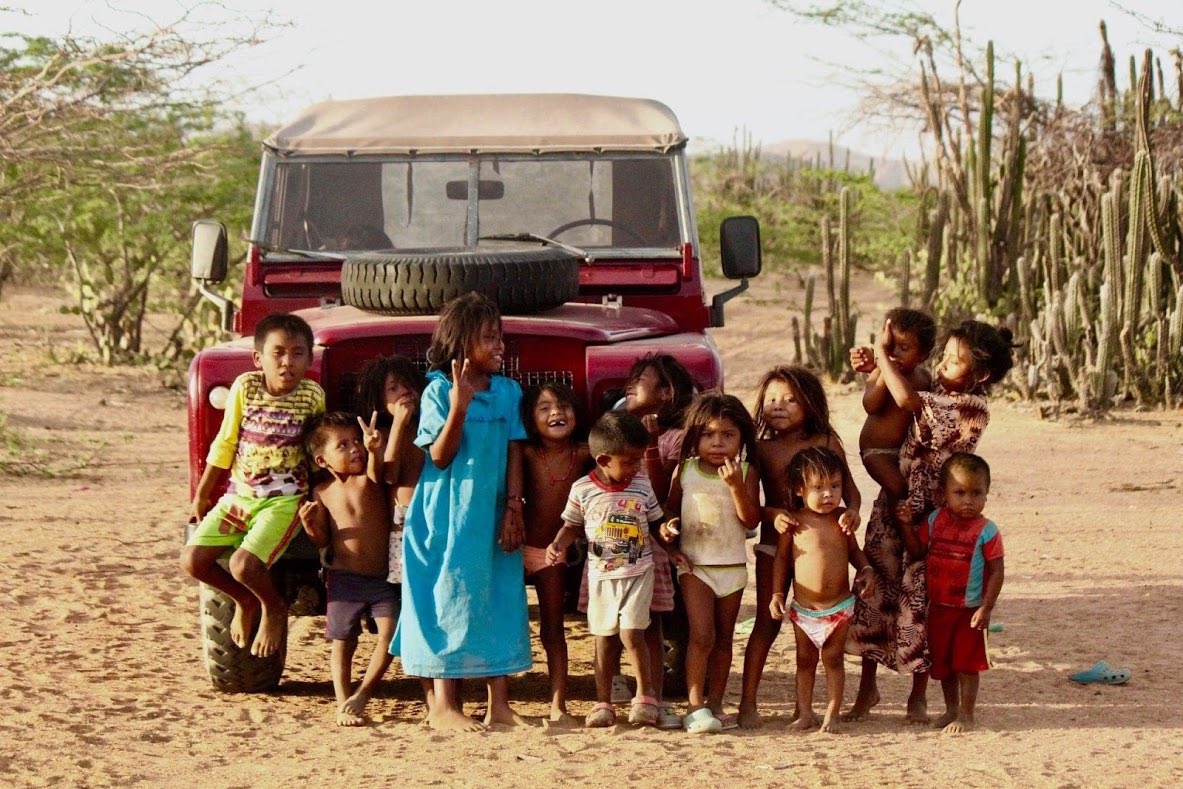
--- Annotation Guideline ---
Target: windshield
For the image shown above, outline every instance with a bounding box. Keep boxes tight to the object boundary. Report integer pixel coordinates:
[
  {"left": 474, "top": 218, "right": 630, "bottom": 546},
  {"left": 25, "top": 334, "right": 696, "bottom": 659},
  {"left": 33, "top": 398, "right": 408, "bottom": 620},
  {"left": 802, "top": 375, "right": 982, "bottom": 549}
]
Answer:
[{"left": 256, "top": 154, "right": 686, "bottom": 255}]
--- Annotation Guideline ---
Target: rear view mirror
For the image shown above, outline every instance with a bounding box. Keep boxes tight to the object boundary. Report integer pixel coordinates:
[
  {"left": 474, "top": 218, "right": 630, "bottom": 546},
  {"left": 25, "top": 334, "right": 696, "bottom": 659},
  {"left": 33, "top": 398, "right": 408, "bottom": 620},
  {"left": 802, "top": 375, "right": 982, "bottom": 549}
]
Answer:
[
  {"left": 446, "top": 180, "right": 505, "bottom": 200},
  {"left": 191, "top": 220, "right": 228, "bottom": 282},
  {"left": 719, "top": 216, "right": 761, "bottom": 279}
]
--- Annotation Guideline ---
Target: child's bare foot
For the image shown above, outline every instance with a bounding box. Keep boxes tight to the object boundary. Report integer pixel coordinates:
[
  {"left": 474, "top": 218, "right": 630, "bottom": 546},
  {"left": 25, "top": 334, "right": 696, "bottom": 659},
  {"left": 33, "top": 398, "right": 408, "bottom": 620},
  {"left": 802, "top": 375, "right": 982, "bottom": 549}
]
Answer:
[
  {"left": 336, "top": 704, "right": 365, "bottom": 727},
  {"left": 342, "top": 691, "right": 370, "bottom": 721},
  {"left": 429, "top": 707, "right": 486, "bottom": 732},
  {"left": 932, "top": 709, "right": 958, "bottom": 729},
  {"left": 841, "top": 688, "right": 879, "bottom": 722},
  {"left": 484, "top": 704, "right": 530, "bottom": 728},
  {"left": 250, "top": 603, "right": 286, "bottom": 657},
  {"left": 818, "top": 714, "right": 840, "bottom": 734},
  {"left": 230, "top": 598, "right": 259, "bottom": 649},
  {"left": 904, "top": 694, "right": 929, "bottom": 724},
  {"left": 545, "top": 710, "right": 578, "bottom": 728},
  {"left": 789, "top": 712, "right": 818, "bottom": 731},
  {"left": 941, "top": 714, "right": 974, "bottom": 734},
  {"left": 737, "top": 706, "right": 762, "bottom": 729}
]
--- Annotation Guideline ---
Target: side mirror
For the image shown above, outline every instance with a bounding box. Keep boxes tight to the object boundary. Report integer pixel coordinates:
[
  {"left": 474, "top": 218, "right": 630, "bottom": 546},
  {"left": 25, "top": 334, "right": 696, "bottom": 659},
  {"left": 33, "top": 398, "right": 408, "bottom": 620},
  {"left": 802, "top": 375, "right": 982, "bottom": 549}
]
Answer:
[
  {"left": 191, "top": 220, "right": 228, "bottom": 283},
  {"left": 719, "top": 216, "right": 761, "bottom": 279}
]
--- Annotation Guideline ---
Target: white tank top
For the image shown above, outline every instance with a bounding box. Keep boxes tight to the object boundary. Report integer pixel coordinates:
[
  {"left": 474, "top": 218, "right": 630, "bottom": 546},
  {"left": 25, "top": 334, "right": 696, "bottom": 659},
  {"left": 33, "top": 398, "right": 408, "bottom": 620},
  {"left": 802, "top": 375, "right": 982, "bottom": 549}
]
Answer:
[{"left": 679, "top": 459, "right": 750, "bottom": 565}]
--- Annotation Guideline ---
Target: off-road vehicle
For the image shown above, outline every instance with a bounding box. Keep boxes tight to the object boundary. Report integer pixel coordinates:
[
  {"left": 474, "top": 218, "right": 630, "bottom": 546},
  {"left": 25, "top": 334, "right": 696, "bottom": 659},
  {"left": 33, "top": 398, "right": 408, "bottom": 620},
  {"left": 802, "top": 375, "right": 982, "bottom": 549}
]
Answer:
[{"left": 187, "top": 93, "right": 761, "bottom": 691}]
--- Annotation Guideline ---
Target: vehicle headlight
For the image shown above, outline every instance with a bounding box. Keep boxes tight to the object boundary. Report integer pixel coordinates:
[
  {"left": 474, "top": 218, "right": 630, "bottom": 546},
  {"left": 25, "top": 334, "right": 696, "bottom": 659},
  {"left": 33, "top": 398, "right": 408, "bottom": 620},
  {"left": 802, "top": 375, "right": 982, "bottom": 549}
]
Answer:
[{"left": 208, "top": 386, "right": 231, "bottom": 410}]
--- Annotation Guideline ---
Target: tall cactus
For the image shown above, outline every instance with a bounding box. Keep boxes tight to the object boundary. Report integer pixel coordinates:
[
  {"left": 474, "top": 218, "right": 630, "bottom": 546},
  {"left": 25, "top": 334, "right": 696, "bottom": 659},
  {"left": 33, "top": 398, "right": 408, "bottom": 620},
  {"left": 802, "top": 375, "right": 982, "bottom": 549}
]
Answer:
[{"left": 1097, "top": 192, "right": 1121, "bottom": 404}]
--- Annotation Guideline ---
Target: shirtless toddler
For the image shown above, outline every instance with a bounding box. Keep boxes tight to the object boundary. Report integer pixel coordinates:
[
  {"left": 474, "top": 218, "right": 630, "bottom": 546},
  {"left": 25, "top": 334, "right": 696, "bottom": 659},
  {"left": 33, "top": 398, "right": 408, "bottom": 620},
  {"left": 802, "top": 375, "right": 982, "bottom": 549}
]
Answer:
[
  {"left": 299, "top": 411, "right": 395, "bottom": 726},
  {"left": 770, "top": 446, "right": 873, "bottom": 733}
]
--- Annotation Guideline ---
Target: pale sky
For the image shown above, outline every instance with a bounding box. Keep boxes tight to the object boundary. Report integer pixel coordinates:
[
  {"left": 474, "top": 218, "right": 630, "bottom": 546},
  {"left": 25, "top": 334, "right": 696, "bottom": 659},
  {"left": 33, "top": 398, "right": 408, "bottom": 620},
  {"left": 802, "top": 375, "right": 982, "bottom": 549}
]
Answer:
[{"left": 5, "top": 1, "right": 1177, "bottom": 160}]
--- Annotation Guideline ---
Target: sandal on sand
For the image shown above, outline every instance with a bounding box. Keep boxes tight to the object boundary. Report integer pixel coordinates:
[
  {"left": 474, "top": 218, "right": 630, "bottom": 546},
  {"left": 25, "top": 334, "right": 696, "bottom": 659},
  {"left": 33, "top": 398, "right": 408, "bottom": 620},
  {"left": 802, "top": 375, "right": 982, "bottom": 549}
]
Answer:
[
  {"left": 1069, "top": 660, "right": 1131, "bottom": 685},
  {"left": 628, "top": 695, "right": 659, "bottom": 726},
  {"left": 656, "top": 703, "right": 683, "bottom": 730},
  {"left": 585, "top": 702, "right": 617, "bottom": 728},
  {"left": 683, "top": 707, "right": 723, "bottom": 734},
  {"left": 715, "top": 711, "right": 738, "bottom": 730}
]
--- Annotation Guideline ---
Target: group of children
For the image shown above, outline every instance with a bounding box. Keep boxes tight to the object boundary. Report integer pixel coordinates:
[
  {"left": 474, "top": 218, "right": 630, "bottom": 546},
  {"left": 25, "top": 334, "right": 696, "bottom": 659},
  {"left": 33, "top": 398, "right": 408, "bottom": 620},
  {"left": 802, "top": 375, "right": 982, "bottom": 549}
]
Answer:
[{"left": 181, "top": 295, "right": 1014, "bottom": 736}]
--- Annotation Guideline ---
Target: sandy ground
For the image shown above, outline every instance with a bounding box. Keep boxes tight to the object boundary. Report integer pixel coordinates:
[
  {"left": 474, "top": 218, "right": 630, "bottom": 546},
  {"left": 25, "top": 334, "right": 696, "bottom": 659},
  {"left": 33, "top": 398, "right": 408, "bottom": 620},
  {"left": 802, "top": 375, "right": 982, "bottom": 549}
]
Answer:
[{"left": 2, "top": 275, "right": 1182, "bottom": 788}]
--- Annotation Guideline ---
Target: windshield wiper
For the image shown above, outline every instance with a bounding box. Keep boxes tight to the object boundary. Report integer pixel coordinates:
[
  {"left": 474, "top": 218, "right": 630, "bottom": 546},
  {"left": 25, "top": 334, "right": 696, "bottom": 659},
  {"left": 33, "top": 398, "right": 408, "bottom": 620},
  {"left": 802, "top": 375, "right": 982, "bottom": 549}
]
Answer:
[
  {"left": 248, "top": 239, "right": 341, "bottom": 261},
  {"left": 479, "top": 233, "right": 591, "bottom": 262}
]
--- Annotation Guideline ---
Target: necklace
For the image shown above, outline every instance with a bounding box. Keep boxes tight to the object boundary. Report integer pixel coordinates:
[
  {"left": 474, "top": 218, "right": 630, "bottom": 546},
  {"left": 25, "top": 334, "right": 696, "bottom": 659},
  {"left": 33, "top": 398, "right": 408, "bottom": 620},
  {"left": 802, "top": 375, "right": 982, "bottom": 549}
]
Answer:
[{"left": 541, "top": 446, "right": 577, "bottom": 487}]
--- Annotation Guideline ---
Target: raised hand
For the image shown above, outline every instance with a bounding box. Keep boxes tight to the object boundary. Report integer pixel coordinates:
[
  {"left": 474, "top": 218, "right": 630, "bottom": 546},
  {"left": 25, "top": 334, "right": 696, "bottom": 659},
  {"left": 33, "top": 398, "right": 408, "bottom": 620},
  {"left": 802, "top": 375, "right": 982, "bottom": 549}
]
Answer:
[
  {"left": 850, "top": 345, "right": 876, "bottom": 374},
  {"left": 298, "top": 500, "right": 322, "bottom": 531},
  {"left": 358, "top": 411, "right": 382, "bottom": 454},
  {"left": 719, "top": 455, "right": 743, "bottom": 489},
  {"left": 876, "top": 318, "right": 894, "bottom": 353},
  {"left": 450, "top": 358, "right": 476, "bottom": 411},
  {"left": 659, "top": 517, "right": 681, "bottom": 543},
  {"left": 641, "top": 413, "right": 660, "bottom": 443}
]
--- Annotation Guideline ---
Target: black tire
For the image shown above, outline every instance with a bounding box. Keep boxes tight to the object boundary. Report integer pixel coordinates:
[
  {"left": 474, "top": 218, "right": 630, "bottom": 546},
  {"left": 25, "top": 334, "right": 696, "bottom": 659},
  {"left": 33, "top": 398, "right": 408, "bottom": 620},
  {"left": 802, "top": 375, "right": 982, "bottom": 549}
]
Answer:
[
  {"left": 340, "top": 245, "right": 581, "bottom": 315},
  {"left": 199, "top": 582, "right": 286, "bottom": 693}
]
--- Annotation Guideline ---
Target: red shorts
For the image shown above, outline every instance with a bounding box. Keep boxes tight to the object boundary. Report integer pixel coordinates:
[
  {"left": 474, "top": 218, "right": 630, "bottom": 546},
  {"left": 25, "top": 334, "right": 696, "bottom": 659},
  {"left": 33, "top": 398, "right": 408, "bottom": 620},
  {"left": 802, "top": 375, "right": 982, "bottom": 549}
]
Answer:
[{"left": 927, "top": 604, "right": 990, "bottom": 680}]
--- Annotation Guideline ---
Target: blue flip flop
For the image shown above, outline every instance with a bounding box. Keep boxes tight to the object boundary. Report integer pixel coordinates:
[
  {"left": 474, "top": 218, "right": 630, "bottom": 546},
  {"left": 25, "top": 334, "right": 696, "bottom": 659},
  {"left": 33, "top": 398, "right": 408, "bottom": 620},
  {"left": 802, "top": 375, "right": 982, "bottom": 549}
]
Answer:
[{"left": 1068, "top": 660, "right": 1131, "bottom": 685}]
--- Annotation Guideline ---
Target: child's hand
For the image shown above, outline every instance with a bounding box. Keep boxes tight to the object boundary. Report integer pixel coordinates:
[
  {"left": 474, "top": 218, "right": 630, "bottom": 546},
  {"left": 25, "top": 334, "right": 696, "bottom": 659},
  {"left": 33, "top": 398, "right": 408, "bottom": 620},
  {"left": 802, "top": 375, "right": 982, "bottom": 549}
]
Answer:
[
  {"left": 450, "top": 358, "right": 476, "bottom": 411},
  {"left": 876, "top": 318, "right": 894, "bottom": 352},
  {"left": 850, "top": 345, "right": 876, "bottom": 374},
  {"left": 499, "top": 507, "right": 524, "bottom": 552},
  {"left": 838, "top": 508, "right": 861, "bottom": 535},
  {"left": 894, "top": 500, "right": 914, "bottom": 525},
  {"left": 852, "top": 566, "right": 875, "bottom": 600},
  {"left": 190, "top": 495, "right": 214, "bottom": 523},
  {"left": 773, "top": 509, "right": 798, "bottom": 535},
  {"left": 969, "top": 604, "right": 993, "bottom": 630},
  {"left": 298, "top": 500, "right": 321, "bottom": 531},
  {"left": 389, "top": 394, "right": 417, "bottom": 427},
  {"left": 659, "top": 517, "right": 681, "bottom": 543},
  {"left": 358, "top": 411, "right": 383, "bottom": 454},
  {"left": 769, "top": 592, "right": 787, "bottom": 621},
  {"left": 667, "top": 546, "right": 693, "bottom": 573},
  {"left": 719, "top": 455, "right": 743, "bottom": 489},
  {"left": 641, "top": 413, "right": 661, "bottom": 443},
  {"left": 545, "top": 541, "right": 566, "bottom": 566}
]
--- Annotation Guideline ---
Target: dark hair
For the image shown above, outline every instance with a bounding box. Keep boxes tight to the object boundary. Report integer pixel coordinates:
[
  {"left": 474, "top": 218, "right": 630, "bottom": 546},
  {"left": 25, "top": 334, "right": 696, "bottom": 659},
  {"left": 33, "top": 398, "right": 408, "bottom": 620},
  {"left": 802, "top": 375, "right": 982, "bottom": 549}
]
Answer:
[
  {"left": 886, "top": 307, "right": 937, "bottom": 357},
  {"left": 940, "top": 452, "right": 991, "bottom": 490},
  {"left": 427, "top": 291, "right": 502, "bottom": 374},
  {"left": 626, "top": 353, "right": 696, "bottom": 431},
  {"left": 752, "top": 365, "right": 837, "bottom": 442},
  {"left": 785, "top": 446, "right": 847, "bottom": 510},
  {"left": 521, "top": 381, "right": 584, "bottom": 445},
  {"left": 254, "top": 313, "right": 314, "bottom": 354},
  {"left": 354, "top": 354, "right": 425, "bottom": 431},
  {"left": 588, "top": 410, "right": 650, "bottom": 457},
  {"left": 678, "top": 391, "right": 758, "bottom": 464},
  {"left": 304, "top": 411, "right": 360, "bottom": 457},
  {"left": 944, "top": 320, "right": 1017, "bottom": 392}
]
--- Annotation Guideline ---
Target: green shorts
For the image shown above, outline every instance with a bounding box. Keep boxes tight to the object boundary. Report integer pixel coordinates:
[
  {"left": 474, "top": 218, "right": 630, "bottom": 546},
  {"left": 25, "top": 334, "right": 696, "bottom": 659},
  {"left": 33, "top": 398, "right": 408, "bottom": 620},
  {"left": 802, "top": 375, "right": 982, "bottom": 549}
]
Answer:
[{"left": 187, "top": 493, "right": 302, "bottom": 567}]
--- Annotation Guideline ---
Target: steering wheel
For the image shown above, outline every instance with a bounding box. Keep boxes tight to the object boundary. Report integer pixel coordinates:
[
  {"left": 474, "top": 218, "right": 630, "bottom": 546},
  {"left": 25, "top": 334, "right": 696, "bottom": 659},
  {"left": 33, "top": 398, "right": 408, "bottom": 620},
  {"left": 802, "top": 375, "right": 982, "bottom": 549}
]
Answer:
[{"left": 546, "top": 218, "right": 648, "bottom": 246}]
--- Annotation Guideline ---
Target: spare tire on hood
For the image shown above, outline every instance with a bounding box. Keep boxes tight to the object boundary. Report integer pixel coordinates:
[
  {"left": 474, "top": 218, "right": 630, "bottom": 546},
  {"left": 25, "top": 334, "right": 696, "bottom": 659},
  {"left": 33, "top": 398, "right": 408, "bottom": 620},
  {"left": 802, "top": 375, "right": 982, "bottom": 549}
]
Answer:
[{"left": 340, "top": 245, "right": 581, "bottom": 315}]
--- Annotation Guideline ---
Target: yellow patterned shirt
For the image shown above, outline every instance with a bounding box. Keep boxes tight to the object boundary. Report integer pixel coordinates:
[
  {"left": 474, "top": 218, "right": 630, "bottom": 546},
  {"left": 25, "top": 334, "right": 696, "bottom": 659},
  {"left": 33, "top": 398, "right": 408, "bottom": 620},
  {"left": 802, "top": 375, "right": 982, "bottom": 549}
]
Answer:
[{"left": 206, "top": 371, "right": 325, "bottom": 498}]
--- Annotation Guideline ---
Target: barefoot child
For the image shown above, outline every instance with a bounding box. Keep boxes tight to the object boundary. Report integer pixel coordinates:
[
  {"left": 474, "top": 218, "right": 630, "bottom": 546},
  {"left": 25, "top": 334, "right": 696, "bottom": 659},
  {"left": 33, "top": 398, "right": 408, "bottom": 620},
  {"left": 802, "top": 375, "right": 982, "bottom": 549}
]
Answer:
[
  {"left": 661, "top": 392, "right": 760, "bottom": 733},
  {"left": 391, "top": 292, "right": 531, "bottom": 731},
  {"left": 845, "top": 307, "right": 935, "bottom": 720},
  {"left": 769, "top": 446, "right": 873, "bottom": 733},
  {"left": 181, "top": 313, "right": 325, "bottom": 659},
  {"left": 547, "top": 410, "right": 666, "bottom": 728},
  {"left": 846, "top": 319, "right": 1015, "bottom": 724},
  {"left": 738, "top": 366, "right": 860, "bottom": 728},
  {"left": 912, "top": 453, "right": 1004, "bottom": 734},
  {"left": 299, "top": 411, "right": 395, "bottom": 726},
  {"left": 521, "top": 382, "right": 591, "bottom": 726}
]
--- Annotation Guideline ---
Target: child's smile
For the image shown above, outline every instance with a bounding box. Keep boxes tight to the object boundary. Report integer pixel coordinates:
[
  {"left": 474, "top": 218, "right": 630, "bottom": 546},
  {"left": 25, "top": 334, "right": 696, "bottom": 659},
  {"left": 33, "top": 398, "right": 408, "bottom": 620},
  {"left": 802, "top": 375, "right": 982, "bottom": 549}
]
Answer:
[{"left": 533, "top": 391, "right": 576, "bottom": 442}]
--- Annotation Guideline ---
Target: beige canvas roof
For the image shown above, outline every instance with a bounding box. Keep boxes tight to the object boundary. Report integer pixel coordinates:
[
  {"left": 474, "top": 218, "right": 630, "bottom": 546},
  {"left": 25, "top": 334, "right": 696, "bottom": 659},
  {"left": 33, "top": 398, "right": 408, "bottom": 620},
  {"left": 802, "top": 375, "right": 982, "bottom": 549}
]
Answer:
[{"left": 263, "top": 94, "right": 688, "bottom": 156}]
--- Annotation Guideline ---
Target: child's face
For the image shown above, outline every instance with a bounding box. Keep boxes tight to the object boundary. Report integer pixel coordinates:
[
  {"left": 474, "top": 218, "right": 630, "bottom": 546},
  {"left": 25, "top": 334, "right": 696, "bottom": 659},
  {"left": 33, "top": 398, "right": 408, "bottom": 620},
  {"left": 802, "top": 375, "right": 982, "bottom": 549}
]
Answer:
[
  {"left": 942, "top": 466, "right": 989, "bottom": 520},
  {"left": 696, "top": 416, "right": 742, "bottom": 467},
  {"left": 596, "top": 446, "right": 644, "bottom": 486},
  {"left": 795, "top": 470, "right": 843, "bottom": 515},
  {"left": 314, "top": 425, "right": 366, "bottom": 475},
  {"left": 934, "top": 336, "right": 980, "bottom": 392},
  {"left": 760, "top": 378, "right": 804, "bottom": 432},
  {"left": 467, "top": 320, "right": 505, "bottom": 375},
  {"left": 383, "top": 372, "right": 417, "bottom": 415},
  {"left": 532, "top": 389, "right": 576, "bottom": 443},
  {"left": 253, "top": 329, "right": 311, "bottom": 396},
  {"left": 624, "top": 365, "right": 671, "bottom": 416},
  {"left": 886, "top": 327, "right": 925, "bottom": 373}
]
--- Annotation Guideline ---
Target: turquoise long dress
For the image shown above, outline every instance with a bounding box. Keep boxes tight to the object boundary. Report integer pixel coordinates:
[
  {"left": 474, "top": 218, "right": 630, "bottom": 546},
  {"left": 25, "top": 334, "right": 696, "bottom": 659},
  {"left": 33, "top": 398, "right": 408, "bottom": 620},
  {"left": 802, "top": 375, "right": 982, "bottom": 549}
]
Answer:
[{"left": 391, "top": 370, "right": 531, "bottom": 677}]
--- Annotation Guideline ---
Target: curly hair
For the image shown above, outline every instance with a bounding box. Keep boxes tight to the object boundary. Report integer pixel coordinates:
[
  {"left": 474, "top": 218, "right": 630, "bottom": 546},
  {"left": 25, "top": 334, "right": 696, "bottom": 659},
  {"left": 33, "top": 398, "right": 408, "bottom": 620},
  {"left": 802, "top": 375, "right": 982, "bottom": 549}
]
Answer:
[{"left": 678, "top": 390, "right": 758, "bottom": 464}]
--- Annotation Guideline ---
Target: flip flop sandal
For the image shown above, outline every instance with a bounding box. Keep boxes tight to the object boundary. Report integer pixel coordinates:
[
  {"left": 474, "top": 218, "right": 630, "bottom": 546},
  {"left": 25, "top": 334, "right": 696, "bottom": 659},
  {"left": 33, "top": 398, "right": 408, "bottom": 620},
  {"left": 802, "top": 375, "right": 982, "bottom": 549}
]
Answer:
[
  {"left": 1068, "top": 660, "right": 1132, "bottom": 685},
  {"left": 683, "top": 707, "right": 723, "bottom": 734},
  {"left": 656, "top": 703, "right": 683, "bottom": 730},
  {"left": 585, "top": 702, "right": 617, "bottom": 728},
  {"left": 715, "top": 711, "right": 739, "bottom": 730},
  {"left": 628, "top": 695, "right": 659, "bottom": 726}
]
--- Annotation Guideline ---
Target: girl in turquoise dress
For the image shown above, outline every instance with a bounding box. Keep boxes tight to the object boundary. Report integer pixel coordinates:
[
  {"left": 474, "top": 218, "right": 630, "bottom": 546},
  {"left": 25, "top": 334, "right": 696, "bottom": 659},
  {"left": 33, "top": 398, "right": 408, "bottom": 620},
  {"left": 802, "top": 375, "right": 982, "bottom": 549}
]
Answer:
[{"left": 392, "top": 292, "right": 531, "bottom": 731}]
